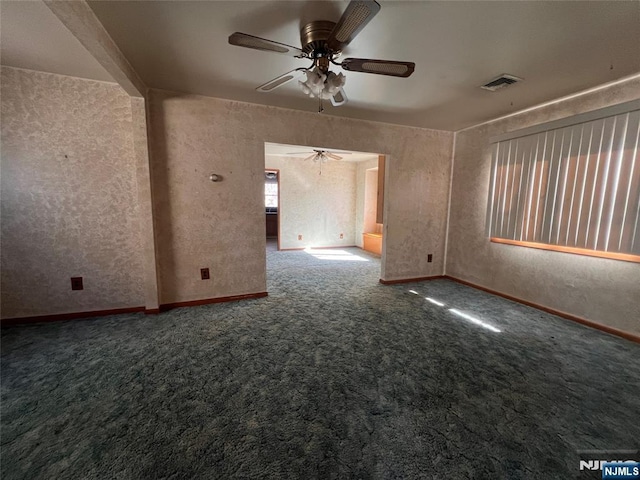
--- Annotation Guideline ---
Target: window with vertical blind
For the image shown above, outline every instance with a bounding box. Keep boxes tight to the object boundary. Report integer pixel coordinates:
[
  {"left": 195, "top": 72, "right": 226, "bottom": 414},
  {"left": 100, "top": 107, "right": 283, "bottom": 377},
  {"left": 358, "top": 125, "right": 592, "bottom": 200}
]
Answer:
[{"left": 486, "top": 100, "right": 640, "bottom": 262}]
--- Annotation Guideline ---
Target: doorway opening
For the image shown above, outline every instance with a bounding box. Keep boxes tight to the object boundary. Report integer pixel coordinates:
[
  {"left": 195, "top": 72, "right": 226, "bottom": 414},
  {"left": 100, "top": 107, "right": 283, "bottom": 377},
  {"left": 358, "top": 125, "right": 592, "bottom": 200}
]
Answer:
[
  {"left": 264, "top": 169, "right": 279, "bottom": 251},
  {"left": 264, "top": 142, "right": 386, "bottom": 282}
]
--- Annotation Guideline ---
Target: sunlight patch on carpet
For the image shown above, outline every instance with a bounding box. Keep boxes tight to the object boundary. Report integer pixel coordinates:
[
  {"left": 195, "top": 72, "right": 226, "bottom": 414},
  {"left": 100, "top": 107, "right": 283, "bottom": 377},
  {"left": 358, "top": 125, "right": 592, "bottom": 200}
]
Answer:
[{"left": 304, "top": 247, "right": 369, "bottom": 262}]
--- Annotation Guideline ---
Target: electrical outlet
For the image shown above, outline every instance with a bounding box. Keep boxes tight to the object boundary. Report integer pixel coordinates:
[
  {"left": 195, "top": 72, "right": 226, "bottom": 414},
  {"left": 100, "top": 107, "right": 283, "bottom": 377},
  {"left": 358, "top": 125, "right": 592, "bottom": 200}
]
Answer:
[
  {"left": 200, "top": 268, "right": 210, "bottom": 280},
  {"left": 340, "top": 233, "right": 344, "bottom": 239},
  {"left": 427, "top": 254, "right": 433, "bottom": 263},
  {"left": 71, "top": 277, "right": 83, "bottom": 290},
  {"left": 298, "top": 234, "right": 303, "bottom": 241}
]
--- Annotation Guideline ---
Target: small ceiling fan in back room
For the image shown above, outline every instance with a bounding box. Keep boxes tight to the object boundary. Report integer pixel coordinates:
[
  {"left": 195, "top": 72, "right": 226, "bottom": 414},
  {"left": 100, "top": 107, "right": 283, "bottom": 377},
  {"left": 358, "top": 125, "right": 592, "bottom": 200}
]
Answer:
[
  {"left": 286, "top": 148, "right": 353, "bottom": 174},
  {"left": 228, "top": 0, "right": 415, "bottom": 112},
  {"left": 287, "top": 149, "right": 353, "bottom": 162}
]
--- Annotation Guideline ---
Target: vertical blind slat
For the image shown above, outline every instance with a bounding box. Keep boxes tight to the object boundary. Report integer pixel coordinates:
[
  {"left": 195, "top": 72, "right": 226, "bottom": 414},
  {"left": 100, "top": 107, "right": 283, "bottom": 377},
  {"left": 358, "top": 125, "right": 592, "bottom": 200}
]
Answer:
[
  {"left": 514, "top": 137, "right": 533, "bottom": 240},
  {"left": 491, "top": 142, "right": 504, "bottom": 237},
  {"left": 505, "top": 140, "right": 519, "bottom": 238},
  {"left": 486, "top": 143, "right": 500, "bottom": 236},
  {"left": 565, "top": 125, "right": 585, "bottom": 246},
  {"left": 533, "top": 132, "right": 549, "bottom": 242},
  {"left": 540, "top": 131, "right": 554, "bottom": 242},
  {"left": 593, "top": 116, "right": 617, "bottom": 251},
  {"left": 618, "top": 111, "right": 640, "bottom": 252},
  {"left": 492, "top": 141, "right": 502, "bottom": 237},
  {"left": 584, "top": 119, "right": 607, "bottom": 249},
  {"left": 499, "top": 141, "right": 512, "bottom": 237},
  {"left": 575, "top": 123, "right": 594, "bottom": 246},
  {"left": 522, "top": 135, "right": 538, "bottom": 241},
  {"left": 555, "top": 127, "right": 576, "bottom": 245},
  {"left": 604, "top": 113, "right": 629, "bottom": 251},
  {"left": 512, "top": 138, "right": 524, "bottom": 239},
  {"left": 632, "top": 198, "right": 640, "bottom": 254},
  {"left": 570, "top": 124, "right": 591, "bottom": 247},
  {"left": 543, "top": 130, "right": 562, "bottom": 244}
]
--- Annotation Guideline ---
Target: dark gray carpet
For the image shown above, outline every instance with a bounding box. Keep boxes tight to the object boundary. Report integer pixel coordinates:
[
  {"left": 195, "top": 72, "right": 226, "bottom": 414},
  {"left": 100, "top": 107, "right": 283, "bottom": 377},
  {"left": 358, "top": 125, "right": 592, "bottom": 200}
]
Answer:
[{"left": 1, "top": 245, "right": 639, "bottom": 479}]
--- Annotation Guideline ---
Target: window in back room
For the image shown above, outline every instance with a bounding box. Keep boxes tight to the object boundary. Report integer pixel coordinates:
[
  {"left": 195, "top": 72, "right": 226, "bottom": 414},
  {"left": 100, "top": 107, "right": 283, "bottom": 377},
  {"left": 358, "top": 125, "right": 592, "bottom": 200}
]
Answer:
[{"left": 265, "top": 171, "right": 278, "bottom": 210}]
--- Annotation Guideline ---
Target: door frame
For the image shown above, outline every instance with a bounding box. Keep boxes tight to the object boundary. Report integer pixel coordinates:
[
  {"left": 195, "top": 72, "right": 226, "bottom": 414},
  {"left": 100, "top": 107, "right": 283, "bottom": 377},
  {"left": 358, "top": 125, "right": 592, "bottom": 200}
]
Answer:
[{"left": 265, "top": 168, "right": 281, "bottom": 251}]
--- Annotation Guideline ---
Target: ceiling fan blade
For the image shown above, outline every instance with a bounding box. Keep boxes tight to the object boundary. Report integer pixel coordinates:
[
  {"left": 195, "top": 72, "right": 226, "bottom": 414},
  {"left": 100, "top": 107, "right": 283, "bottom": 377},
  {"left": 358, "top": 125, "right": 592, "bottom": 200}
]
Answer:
[
  {"left": 256, "top": 69, "right": 306, "bottom": 92},
  {"left": 303, "top": 153, "right": 317, "bottom": 162},
  {"left": 330, "top": 88, "right": 348, "bottom": 107},
  {"left": 229, "top": 32, "right": 306, "bottom": 58},
  {"left": 326, "top": 153, "right": 343, "bottom": 160},
  {"left": 327, "top": 0, "right": 381, "bottom": 51},
  {"left": 341, "top": 58, "right": 415, "bottom": 78},
  {"left": 287, "top": 149, "right": 352, "bottom": 156}
]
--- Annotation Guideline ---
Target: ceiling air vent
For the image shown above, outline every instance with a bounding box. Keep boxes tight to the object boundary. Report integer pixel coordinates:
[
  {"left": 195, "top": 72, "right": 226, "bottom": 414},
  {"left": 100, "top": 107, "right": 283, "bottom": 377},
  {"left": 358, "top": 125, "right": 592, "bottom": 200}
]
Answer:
[{"left": 481, "top": 74, "right": 523, "bottom": 92}]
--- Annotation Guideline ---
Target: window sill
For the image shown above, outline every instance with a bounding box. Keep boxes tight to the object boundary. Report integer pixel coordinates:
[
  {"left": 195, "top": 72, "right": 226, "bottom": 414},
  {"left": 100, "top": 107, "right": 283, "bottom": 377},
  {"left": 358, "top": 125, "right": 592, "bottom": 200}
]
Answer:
[{"left": 490, "top": 237, "right": 640, "bottom": 264}]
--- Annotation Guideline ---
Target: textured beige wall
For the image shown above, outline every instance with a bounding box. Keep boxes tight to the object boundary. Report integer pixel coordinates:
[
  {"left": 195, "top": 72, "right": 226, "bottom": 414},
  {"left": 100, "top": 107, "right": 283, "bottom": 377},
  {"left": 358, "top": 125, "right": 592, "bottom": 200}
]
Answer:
[
  {"left": 265, "top": 155, "right": 357, "bottom": 249},
  {"left": 447, "top": 77, "right": 640, "bottom": 334},
  {"left": 130, "top": 97, "right": 160, "bottom": 310},
  {"left": 355, "top": 158, "right": 380, "bottom": 248},
  {"left": 148, "top": 89, "right": 454, "bottom": 302},
  {"left": 1, "top": 67, "right": 144, "bottom": 317},
  {"left": 364, "top": 169, "right": 380, "bottom": 235}
]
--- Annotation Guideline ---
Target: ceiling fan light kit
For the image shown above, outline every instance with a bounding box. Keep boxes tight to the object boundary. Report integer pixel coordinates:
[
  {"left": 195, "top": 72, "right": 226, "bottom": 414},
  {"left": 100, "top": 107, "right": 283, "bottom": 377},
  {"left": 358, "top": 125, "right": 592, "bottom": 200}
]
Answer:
[
  {"left": 228, "top": 0, "right": 415, "bottom": 112},
  {"left": 299, "top": 68, "right": 346, "bottom": 99}
]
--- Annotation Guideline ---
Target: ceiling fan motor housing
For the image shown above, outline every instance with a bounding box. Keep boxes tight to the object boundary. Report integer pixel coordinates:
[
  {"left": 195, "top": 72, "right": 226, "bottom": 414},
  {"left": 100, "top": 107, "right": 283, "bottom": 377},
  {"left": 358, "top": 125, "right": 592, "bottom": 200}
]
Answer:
[{"left": 300, "top": 21, "right": 338, "bottom": 57}]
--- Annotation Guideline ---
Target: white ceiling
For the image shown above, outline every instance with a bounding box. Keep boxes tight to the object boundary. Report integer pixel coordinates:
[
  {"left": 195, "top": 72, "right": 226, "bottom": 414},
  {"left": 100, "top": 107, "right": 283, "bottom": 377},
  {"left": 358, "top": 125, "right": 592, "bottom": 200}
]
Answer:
[
  {"left": 86, "top": 0, "right": 640, "bottom": 131},
  {"left": 265, "top": 142, "right": 379, "bottom": 162},
  {"left": 0, "top": 1, "right": 113, "bottom": 83},
  {"left": 2, "top": 1, "right": 639, "bottom": 131}
]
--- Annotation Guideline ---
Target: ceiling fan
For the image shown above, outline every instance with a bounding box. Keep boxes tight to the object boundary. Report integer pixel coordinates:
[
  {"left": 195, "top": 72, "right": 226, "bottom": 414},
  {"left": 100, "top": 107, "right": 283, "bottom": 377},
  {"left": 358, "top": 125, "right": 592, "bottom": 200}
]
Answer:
[
  {"left": 287, "top": 149, "right": 353, "bottom": 162},
  {"left": 228, "top": 0, "right": 415, "bottom": 111}
]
